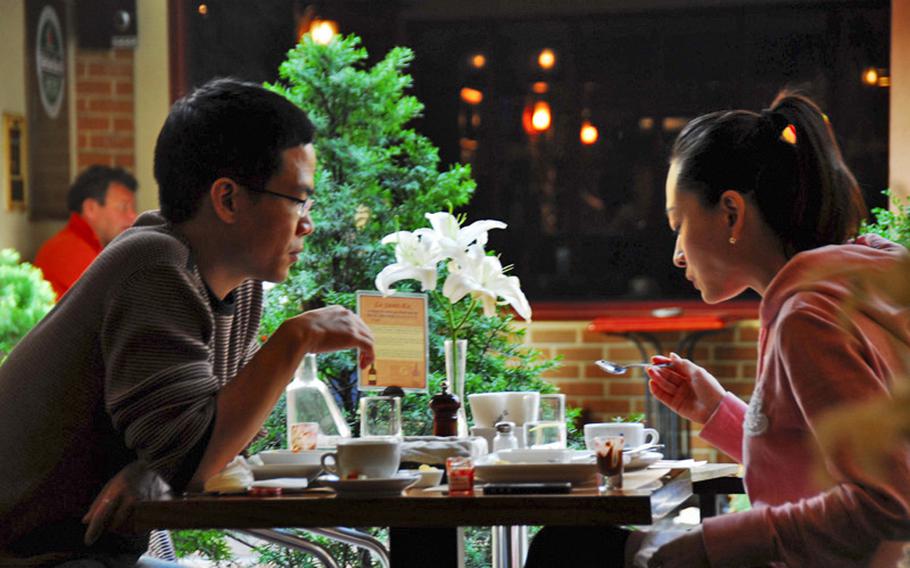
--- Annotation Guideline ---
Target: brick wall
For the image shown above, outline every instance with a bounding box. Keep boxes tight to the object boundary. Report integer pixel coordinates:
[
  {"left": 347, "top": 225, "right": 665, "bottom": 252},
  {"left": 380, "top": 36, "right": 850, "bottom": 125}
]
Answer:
[
  {"left": 74, "top": 49, "right": 135, "bottom": 172},
  {"left": 523, "top": 320, "right": 761, "bottom": 463}
]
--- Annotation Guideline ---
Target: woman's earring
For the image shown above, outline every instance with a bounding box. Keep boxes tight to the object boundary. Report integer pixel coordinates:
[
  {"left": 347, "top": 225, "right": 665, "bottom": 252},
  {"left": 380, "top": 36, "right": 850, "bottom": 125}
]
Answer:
[{"left": 729, "top": 236, "right": 737, "bottom": 245}]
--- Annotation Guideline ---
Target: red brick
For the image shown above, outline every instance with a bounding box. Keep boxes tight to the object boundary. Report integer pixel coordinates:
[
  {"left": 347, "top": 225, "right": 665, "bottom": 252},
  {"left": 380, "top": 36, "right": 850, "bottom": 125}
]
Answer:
[
  {"left": 602, "top": 346, "right": 648, "bottom": 361},
  {"left": 558, "top": 382, "right": 604, "bottom": 396},
  {"left": 90, "top": 134, "right": 134, "bottom": 149},
  {"left": 531, "top": 329, "right": 577, "bottom": 343},
  {"left": 77, "top": 134, "right": 87, "bottom": 147},
  {"left": 705, "top": 329, "right": 735, "bottom": 343},
  {"left": 88, "top": 62, "right": 132, "bottom": 77},
  {"left": 585, "top": 399, "right": 631, "bottom": 413},
  {"left": 113, "top": 154, "right": 135, "bottom": 169},
  {"left": 742, "top": 364, "right": 758, "bottom": 377},
  {"left": 705, "top": 363, "right": 737, "bottom": 379},
  {"left": 737, "top": 326, "right": 760, "bottom": 342},
  {"left": 608, "top": 381, "right": 646, "bottom": 396},
  {"left": 115, "top": 81, "right": 134, "bottom": 96},
  {"left": 76, "top": 62, "right": 87, "bottom": 77},
  {"left": 541, "top": 365, "right": 581, "bottom": 379},
  {"left": 88, "top": 99, "right": 133, "bottom": 113},
  {"left": 714, "top": 346, "right": 757, "bottom": 361},
  {"left": 114, "top": 49, "right": 134, "bottom": 60},
  {"left": 78, "top": 116, "right": 110, "bottom": 130},
  {"left": 581, "top": 331, "right": 629, "bottom": 344},
  {"left": 77, "top": 80, "right": 112, "bottom": 95},
  {"left": 632, "top": 399, "right": 646, "bottom": 413},
  {"left": 724, "top": 382, "right": 756, "bottom": 397},
  {"left": 556, "top": 347, "right": 604, "bottom": 361},
  {"left": 76, "top": 99, "right": 88, "bottom": 112},
  {"left": 78, "top": 154, "right": 113, "bottom": 168},
  {"left": 113, "top": 117, "right": 134, "bottom": 131}
]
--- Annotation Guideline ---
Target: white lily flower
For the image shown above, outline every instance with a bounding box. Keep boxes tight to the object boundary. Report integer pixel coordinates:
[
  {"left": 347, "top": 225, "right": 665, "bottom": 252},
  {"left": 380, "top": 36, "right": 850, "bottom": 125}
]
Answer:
[
  {"left": 442, "top": 246, "right": 532, "bottom": 321},
  {"left": 425, "top": 212, "right": 506, "bottom": 260},
  {"left": 374, "top": 228, "right": 442, "bottom": 295}
]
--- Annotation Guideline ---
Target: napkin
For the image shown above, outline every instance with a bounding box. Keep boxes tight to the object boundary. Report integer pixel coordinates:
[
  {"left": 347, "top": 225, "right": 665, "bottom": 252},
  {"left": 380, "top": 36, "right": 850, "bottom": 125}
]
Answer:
[
  {"left": 204, "top": 456, "right": 254, "bottom": 494},
  {"left": 401, "top": 436, "right": 489, "bottom": 465}
]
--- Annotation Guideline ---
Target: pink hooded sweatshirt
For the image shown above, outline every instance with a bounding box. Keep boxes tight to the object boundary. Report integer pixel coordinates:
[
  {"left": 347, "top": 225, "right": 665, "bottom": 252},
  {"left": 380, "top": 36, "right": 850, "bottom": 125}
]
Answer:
[{"left": 699, "top": 235, "right": 910, "bottom": 567}]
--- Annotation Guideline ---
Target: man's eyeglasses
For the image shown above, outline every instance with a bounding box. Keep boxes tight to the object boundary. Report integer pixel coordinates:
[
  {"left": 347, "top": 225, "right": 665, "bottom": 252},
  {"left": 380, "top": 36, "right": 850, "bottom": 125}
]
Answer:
[{"left": 244, "top": 186, "right": 313, "bottom": 218}]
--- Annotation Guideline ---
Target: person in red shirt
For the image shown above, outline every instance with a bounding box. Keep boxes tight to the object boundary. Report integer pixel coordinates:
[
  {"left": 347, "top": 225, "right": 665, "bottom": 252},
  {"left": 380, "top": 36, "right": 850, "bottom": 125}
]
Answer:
[{"left": 34, "top": 165, "right": 138, "bottom": 299}]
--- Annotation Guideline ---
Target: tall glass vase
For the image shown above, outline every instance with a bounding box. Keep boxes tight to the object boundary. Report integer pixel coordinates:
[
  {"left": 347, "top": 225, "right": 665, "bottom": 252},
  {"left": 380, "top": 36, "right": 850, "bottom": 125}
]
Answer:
[{"left": 444, "top": 338, "right": 469, "bottom": 437}]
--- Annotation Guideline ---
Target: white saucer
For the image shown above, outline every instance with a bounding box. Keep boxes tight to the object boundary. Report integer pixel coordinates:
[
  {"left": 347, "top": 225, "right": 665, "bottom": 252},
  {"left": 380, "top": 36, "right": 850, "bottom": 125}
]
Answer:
[
  {"left": 250, "top": 463, "right": 323, "bottom": 481},
  {"left": 317, "top": 473, "right": 420, "bottom": 497},
  {"left": 625, "top": 451, "right": 663, "bottom": 471}
]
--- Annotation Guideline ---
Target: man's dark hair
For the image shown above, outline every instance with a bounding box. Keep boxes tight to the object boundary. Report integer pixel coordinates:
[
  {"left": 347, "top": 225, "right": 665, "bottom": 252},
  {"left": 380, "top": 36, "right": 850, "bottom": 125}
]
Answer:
[
  {"left": 154, "top": 77, "right": 315, "bottom": 224},
  {"left": 66, "top": 165, "right": 138, "bottom": 213}
]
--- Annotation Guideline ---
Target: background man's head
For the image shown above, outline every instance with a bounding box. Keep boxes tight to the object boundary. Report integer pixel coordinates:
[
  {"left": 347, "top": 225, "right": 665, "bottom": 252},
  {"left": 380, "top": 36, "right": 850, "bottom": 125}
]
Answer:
[
  {"left": 153, "top": 77, "right": 315, "bottom": 225},
  {"left": 67, "top": 165, "right": 139, "bottom": 246}
]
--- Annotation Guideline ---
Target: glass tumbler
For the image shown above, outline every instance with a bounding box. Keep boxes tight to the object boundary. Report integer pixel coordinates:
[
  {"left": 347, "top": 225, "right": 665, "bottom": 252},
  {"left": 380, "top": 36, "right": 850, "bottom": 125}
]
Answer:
[
  {"left": 538, "top": 393, "right": 566, "bottom": 422},
  {"left": 359, "top": 396, "right": 402, "bottom": 438},
  {"left": 593, "top": 435, "right": 624, "bottom": 492},
  {"left": 525, "top": 420, "right": 567, "bottom": 449}
]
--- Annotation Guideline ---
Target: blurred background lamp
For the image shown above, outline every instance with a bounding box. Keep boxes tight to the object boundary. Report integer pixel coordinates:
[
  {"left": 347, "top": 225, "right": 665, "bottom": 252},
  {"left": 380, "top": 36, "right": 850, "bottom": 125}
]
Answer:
[
  {"left": 460, "top": 87, "right": 483, "bottom": 105},
  {"left": 471, "top": 54, "right": 486, "bottom": 69},
  {"left": 310, "top": 19, "right": 338, "bottom": 45},
  {"left": 532, "top": 81, "right": 549, "bottom": 94},
  {"left": 531, "top": 101, "right": 551, "bottom": 131},
  {"left": 863, "top": 67, "right": 879, "bottom": 86},
  {"left": 538, "top": 48, "right": 556, "bottom": 70},
  {"left": 197, "top": 3, "right": 208, "bottom": 16},
  {"left": 580, "top": 120, "right": 599, "bottom": 145}
]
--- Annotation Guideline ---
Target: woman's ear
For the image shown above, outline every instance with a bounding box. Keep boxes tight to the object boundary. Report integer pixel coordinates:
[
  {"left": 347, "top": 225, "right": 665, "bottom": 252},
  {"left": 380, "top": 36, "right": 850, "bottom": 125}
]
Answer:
[
  {"left": 210, "top": 177, "right": 239, "bottom": 223},
  {"left": 719, "top": 189, "right": 746, "bottom": 236}
]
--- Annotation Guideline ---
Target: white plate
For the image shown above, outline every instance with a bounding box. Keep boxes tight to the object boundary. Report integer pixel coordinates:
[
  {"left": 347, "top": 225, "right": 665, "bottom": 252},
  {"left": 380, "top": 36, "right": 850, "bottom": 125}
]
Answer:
[
  {"left": 251, "top": 478, "right": 310, "bottom": 492},
  {"left": 407, "top": 468, "right": 444, "bottom": 488},
  {"left": 317, "top": 473, "right": 420, "bottom": 497},
  {"left": 625, "top": 451, "right": 663, "bottom": 471},
  {"left": 255, "top": 449, "right": 329, "bottom": 465},
  {"left": 250, "top": 463, "right": 323, "bottom": 481},
  {"left": 475, "top": 452, "right": 597, "bottom": 485}
]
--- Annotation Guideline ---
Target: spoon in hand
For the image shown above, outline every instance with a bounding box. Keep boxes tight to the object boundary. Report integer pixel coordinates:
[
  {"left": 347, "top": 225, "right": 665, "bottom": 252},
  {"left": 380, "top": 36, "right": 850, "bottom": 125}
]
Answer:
[{"left": 595, "top": 359, "right": 671, "bottom": 375}]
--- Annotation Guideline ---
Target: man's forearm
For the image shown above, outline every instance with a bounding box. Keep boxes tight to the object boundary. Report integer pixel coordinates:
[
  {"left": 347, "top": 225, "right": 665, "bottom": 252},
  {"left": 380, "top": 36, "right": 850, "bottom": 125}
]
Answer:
[{"left": 187, "top": 322, "right": 306, "bottom": 489}]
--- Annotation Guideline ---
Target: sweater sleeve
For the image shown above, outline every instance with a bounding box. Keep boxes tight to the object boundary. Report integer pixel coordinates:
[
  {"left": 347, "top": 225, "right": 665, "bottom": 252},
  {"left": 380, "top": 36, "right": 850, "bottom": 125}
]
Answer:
[
  {"left": 703, "top": 303, "right": 910, "bottom": 567},
  {"left": 698, "top": 392, "right": 746, "bottom": 463},
  {"left": 100, "top": 263, "right": 219, "bottom": 487}
]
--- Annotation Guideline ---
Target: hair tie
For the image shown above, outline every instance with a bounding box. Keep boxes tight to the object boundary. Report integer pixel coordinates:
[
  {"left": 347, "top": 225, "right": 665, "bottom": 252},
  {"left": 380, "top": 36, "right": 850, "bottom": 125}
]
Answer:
[{"left": 760, "top": 108, "right": 796, "bottom": 145}]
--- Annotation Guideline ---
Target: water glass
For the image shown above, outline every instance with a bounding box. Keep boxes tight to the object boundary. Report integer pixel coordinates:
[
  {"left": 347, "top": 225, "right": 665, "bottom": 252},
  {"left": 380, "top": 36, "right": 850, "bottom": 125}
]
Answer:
[
  {"left": 525, "top": 420, "right": 567, "bottom": 449},
  {"left": 538, "top": 393, "right": 566, "bottom": 422},
  {"left": 359, "top": 396, "right": 402, "bottom": 438},
  {"left": 593, "top": 435, "right": 624, "bottom": 492}
]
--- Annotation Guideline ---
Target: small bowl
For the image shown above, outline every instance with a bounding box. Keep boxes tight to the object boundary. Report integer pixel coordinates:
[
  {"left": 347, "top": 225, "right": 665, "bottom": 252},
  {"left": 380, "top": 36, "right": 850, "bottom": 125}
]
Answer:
[
  {"left": 257, "top": 449, "right": 327, "bottom": 465},
  {"left": 408, "top": 467, "right": 444, "bottom": 488}
]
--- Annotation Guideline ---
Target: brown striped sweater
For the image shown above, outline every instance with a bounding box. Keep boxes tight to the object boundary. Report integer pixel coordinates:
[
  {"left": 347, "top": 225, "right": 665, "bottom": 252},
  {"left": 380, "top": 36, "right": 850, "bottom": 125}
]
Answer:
[{"left": 0, "top": 211, "right": 262, "bottom": 556}]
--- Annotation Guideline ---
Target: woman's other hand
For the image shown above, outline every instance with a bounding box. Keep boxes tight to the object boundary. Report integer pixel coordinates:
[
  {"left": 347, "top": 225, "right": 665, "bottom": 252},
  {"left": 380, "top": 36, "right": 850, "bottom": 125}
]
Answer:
[
  {"left": 646, "top": 527, "right": 710, "bottom": 568},
  {"left": 646, "top": 352, "right": 725, "bottom": 424}
]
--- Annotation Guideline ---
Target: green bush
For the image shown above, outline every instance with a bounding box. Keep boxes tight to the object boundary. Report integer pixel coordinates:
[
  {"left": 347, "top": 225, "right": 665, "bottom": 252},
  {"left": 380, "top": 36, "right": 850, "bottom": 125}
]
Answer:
[
  {"left": 0, "top": 248, "right": 55, "bottom": 362},
  {"left": 861, "top": 189, "right": 910, "bottom": 248}
]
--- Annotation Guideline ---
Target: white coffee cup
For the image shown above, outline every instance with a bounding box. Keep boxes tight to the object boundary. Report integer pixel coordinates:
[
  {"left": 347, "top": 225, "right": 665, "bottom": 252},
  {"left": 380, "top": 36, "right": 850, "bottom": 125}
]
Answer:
[
  {"left": 468, "top": 392, "right": 540, "bottom": 427},
  {"left": 583, "top": 423, "right": 659, "bottom": 451},
  {"left": 320, "top": 438, "right": 401, "bottom": 479}
]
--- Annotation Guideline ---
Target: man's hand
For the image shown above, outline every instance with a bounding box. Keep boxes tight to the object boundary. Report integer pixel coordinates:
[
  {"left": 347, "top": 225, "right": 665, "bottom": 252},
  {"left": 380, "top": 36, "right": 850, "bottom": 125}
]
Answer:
[
  {"left": 287, "top": 305, "right": 375, "bottom": 368},
  {"left": 82, "top": 461, "right": 169, "bottom": 545},
  {"left": 646, "top": 353, "right": 725, "bottom": 425},
  {"left": 646, "top": 527, "right": 710, "bottom": 568}
]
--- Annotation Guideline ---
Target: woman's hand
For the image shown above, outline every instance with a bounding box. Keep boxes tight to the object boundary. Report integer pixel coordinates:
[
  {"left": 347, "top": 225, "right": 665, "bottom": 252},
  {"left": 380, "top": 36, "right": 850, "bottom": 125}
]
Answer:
[
  {"left": 82, "top": 461, "right": 169, "bottom": 545},
  {"left": 646, "top": 527, "right": 710, "bottom": 568},
  {"left": 646, "top": 352, "right": 725, "bottom": 424}
]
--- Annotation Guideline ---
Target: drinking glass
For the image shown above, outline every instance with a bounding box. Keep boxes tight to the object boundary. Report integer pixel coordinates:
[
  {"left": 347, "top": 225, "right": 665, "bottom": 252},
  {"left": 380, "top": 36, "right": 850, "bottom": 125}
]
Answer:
[
  {"left": 446, "top": 456, "right": 475, "bottom": 496},
  {"left": 525, "top": 420, "right": 567, "bottom": 449},
  {"left": 359, "top": 396, "right": 402, "bottom": 438},
  {"left": 593, "top": 435, "right": 624, "bottom": 492},
  {"left": 538, "top": 393, "right": 566, "bottom": 422}
]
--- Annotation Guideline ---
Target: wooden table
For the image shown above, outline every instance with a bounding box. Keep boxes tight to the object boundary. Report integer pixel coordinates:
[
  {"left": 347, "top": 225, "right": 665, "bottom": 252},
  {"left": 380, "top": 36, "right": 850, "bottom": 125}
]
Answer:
[{"left": 133, "top": 468, "right": 697, "bottom": 568}]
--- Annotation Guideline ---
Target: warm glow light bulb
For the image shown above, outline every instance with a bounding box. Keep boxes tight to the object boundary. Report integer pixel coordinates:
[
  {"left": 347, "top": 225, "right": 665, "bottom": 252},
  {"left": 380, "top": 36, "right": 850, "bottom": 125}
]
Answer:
[
  {"left": 580, "top": 121, "right": 599, "bottom": 145},
  {"left": 471, "top": 54, "right": 486, "bottom": 69},
  {"left": 863, "top": 67, "right": 879, "bottom": 86},
  {"left": 311, "top": 20, "right": 338, "bottom": 45},
  {"left": 460, "top": 87, "right": 483, "bottom": 105},
  {"left": 197, "top": 3, "right": 208, "bottom": 15},
  {"left": 538, "top": 49, "right": 556, "bottom": 70},
  {"left": 531, "top": 101, "right": 551, "bottom": 131}
]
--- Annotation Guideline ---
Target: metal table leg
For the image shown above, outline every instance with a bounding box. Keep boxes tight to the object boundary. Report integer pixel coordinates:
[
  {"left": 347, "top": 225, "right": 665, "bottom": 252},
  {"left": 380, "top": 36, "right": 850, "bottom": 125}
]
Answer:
[{"left": 242, "top": 528, "right": 340, "bottom": 568}]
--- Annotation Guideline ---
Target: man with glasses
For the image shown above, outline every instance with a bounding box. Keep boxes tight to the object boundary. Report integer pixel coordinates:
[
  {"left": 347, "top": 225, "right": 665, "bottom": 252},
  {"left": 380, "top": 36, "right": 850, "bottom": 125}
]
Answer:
[{"left": 0, "top": 78, "right": 375, "bottom": 567}]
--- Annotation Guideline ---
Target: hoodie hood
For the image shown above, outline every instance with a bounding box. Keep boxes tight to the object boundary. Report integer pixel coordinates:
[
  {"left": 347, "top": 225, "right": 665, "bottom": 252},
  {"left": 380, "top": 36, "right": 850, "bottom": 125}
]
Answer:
[{"left": 761, "top": 234, "right": 910, "bottom": 348}]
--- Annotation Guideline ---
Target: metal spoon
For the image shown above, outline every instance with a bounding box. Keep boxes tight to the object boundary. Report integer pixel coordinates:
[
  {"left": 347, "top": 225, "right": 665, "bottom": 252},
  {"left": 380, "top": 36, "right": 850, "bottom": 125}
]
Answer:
[{"left": 595, "top": 359, "right": 671, "bottom": 375}]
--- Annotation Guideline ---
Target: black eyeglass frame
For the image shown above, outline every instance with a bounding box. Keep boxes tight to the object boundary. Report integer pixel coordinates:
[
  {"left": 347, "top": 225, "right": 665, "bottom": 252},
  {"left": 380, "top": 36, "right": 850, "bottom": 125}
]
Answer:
[{"left": 243, "top": 185, "right": 313, "bottom": 217}]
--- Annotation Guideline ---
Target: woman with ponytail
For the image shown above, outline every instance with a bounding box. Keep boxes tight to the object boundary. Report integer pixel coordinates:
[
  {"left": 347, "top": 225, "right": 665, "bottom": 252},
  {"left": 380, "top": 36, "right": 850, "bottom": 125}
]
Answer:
[{"left": 526, "top": 92, "right": 910, "bottom": 567}]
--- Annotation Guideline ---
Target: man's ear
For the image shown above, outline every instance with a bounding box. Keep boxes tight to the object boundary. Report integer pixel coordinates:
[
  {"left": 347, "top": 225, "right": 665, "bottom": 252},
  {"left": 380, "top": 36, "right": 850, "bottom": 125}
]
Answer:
[
  {"left": 719, "top": 189, "right": 746, "bottom": 236},
  {"left": 210, "top": 177, "right": 240, "bottom": 223},
  {"left": 80, "top": 198, "right": 101, "bottom": 224}
]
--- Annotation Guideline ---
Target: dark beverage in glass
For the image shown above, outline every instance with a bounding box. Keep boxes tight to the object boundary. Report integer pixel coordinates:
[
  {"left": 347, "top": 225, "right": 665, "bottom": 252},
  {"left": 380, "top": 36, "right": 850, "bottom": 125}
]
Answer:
[{"left": 594, "top": 436, "right": 624, "bottom": 491}]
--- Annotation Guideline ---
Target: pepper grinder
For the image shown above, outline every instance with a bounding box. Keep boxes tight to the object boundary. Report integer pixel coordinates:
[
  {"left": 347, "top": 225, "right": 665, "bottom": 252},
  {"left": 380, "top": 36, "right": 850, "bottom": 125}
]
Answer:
[{"left": 429, "top": 380, "right": 461, "bottom": 437}]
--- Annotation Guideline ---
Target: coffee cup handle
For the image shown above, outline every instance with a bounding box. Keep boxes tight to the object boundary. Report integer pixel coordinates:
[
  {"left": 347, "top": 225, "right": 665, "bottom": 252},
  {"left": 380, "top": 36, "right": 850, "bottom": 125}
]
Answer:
[
  {"left": 321, "top": 452, "right": 339, "bottom": 475},
  {"left": 643, "top": 428, "right": 660, "bottom": 445}
]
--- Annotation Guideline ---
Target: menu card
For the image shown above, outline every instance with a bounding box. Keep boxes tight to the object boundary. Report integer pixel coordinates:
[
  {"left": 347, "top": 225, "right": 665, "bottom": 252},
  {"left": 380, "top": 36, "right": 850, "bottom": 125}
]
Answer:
[{"left": 356, "top": 291, "right": 429, "bottom": 392}]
